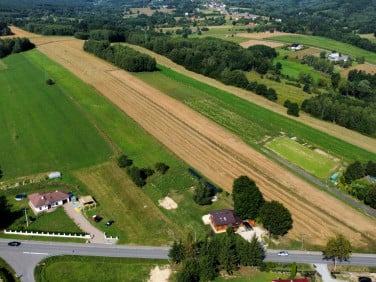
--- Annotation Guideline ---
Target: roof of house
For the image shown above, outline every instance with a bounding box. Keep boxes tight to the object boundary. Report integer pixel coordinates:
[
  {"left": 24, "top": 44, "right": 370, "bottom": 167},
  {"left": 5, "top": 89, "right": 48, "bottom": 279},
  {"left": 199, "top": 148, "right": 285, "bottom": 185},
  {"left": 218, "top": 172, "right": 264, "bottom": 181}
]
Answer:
[
  {"left": 28, "top": 191, "right": 69, "bottom": 208},
  {"left": 209, "top": 210, "right": 242, "bottom": 226},
  {"left": 272, "top": 279, "right": 309, "bottom": 282}
]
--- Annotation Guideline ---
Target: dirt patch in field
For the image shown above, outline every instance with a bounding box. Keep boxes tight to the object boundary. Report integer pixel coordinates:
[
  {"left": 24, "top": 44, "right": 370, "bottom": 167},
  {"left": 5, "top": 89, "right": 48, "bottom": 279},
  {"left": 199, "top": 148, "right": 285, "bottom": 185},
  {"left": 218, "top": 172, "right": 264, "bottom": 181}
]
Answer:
[
  {"left": 341, "top": 63, "right": 376, "bottom": 77},
  {"left": 288, "top": 47, "right": 322, "bottom": 59},
  {"left": 239, "top": 39, "right": 285, "bottom": 48},
  {"left": 148, "top": 266, "right": 171, "bottom": 282},
  {"left": 158, "top": 197, "right": 178, "bottom": 210},
  {"left": 15, "top": 26, "right": 376, "bottom": 247}
]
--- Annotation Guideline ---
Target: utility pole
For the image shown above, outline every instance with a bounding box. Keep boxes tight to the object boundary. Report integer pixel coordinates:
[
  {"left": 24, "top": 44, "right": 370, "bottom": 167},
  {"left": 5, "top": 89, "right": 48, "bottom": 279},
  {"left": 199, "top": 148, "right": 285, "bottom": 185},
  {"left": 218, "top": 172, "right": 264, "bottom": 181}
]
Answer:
[
  {"left": 301, "top": 233, "right": 305, "bottom": 250},
  {"left": 24, "top": 208, "right": 29, "bottom": 227}
]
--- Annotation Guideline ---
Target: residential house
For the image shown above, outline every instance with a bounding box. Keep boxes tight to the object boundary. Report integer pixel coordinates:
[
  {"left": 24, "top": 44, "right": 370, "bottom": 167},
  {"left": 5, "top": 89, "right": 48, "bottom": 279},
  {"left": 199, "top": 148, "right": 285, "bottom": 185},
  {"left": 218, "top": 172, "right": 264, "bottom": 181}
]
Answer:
[
  {"left": 28, "top": 190, "right": 70, "bottom": 214},
  {"left": 328, "top": 52, "right": 348, "bottom": 62},
  {"left": 209, "top": 209, "right": 242, "bottom": 233},
  {"left": 289, "top": 43, "right": 303, "bottom": 51}
]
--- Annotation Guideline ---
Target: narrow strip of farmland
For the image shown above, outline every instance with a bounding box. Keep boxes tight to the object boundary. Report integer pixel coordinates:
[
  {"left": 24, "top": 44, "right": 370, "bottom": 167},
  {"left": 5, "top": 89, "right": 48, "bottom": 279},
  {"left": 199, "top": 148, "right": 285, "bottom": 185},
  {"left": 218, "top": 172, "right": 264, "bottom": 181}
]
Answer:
[{"left": 33, "top": 37, "right": 376, "bottom": 247}]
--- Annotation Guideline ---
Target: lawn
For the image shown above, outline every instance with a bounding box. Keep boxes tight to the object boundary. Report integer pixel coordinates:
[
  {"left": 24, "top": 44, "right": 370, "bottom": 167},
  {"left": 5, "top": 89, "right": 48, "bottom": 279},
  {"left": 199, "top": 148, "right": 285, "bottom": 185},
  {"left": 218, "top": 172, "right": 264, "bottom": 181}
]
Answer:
[
  {"left": 0, "top": 52, "right": 113, "bottom": 180},
  {"left": 265, "top": 136, "right": 339, "bottom": 179},
  {"left": 73, "top": 161, "right": 233, "bottom": 245},
  {"left": 133, "top": 65, "right": 376, "bottom": 164},
  {"left": 34, "top": 256, "right": 167, "bottom": 282},
  {"left": 269, "top": 34, "right": 376, "bottom": 64},
  {"left": 1, "top": 183, "right": 83, "bottom": 234}
]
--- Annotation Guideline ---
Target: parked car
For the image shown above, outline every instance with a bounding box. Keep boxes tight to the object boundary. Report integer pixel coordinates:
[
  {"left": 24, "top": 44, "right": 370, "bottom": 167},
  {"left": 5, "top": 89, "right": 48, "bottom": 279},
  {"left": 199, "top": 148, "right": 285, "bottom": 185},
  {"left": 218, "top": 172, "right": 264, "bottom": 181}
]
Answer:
[
  {"left": 15, "top": 194, "right": 26, "bottom": 201},
  {"left": 92, "top": 215, "right": 102, "bottom": 223},
  {"left": 358, "top": 277, "right": 372, "bottom": 282},
  {"left": 277, "top": 251, "right": 289, "bottom": 256},
  {"left": 8, "top": 241, "right": 21, "bottom": 247},
  {"left": 105, "top": 220, "right": 114, "bottom": 227}
]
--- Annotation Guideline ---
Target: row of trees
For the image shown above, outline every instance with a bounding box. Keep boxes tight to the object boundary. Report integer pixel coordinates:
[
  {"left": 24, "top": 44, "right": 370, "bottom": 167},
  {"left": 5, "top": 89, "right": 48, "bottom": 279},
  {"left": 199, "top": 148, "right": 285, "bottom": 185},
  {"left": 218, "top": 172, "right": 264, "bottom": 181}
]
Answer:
[
  {"left": 232, "top": 176, "right": 293, "bottom": 236},
  {"left": 301, "top": 55, "right": 334, "bottom": 75},
  {"left": 0, "top": 37, "right": 35, "bottom": 58},
  {"left": 301, "top": 94, "right": 376, "bottom": 136},
  {"left": 169, "top": 229, "right": 265, "bottom": 281},
  {"left": 83, "top": 40, "right": 157, "bottom": 72}
]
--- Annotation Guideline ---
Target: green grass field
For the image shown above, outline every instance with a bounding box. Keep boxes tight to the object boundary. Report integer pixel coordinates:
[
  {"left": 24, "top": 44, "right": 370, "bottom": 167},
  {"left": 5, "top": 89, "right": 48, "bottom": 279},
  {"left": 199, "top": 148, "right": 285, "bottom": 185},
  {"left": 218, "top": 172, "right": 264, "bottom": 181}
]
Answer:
[
  {"left": 134, "top": 65, "right": 376, "bottom": 164},
  {"left": 0, "top": 53, "right": 113, "bottom": 180},
  {"left": 265, "top": 136, "right": 339, "bottom": 179},
  {"left": 269, "top": 34, "right": 376, "bottom": 64},
  {"left": 246, "top": 71, "right": 312, "bottom": 106},
  {"left": 34, "top": 256, "right": 167, "bottom": 282}
]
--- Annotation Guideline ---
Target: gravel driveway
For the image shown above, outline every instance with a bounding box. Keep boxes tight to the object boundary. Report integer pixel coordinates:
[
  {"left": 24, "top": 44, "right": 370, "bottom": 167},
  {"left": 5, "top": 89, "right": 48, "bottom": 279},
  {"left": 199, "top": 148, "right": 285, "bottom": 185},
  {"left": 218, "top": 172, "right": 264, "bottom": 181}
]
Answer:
[{"left": 63, "top": 202, "right": 105, "bottom": 244}]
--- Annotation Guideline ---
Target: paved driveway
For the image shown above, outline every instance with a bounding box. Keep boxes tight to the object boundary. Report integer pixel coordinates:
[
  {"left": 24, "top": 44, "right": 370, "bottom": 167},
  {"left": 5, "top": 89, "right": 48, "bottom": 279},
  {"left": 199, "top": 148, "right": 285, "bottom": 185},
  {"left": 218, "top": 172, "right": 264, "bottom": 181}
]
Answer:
[
  {"left": 315, "top": 264, "right": 347, "bottom": 282},
  {"left": 63, "top": 202, "right": 105, "bottom": 244}
]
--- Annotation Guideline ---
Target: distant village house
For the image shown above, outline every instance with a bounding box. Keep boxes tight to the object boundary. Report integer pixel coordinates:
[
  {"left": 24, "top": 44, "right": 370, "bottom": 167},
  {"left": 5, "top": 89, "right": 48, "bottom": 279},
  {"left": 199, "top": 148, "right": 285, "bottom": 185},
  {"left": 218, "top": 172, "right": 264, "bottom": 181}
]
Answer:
[
  {"left": 328, "top": 52, "right": 348, "bottom": 62},
  {"left": 48, "top": 171, "right": 61, "bottom": 180},
  {"left": 289, "top": 43, "right": 303, "bottom": 51}
]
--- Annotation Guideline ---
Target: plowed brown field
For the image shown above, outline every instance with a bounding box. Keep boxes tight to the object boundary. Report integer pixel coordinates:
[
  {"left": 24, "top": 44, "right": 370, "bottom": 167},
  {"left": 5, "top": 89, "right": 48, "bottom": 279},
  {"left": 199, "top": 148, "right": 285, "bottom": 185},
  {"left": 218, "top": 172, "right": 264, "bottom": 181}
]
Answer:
[{"left": 11, "top": 27, "right": 376, "bottom": 247}]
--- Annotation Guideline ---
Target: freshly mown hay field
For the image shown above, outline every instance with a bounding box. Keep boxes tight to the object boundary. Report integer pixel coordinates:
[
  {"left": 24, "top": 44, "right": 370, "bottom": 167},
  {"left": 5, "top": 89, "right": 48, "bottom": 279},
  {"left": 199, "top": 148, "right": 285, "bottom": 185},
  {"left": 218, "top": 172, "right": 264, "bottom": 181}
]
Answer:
[
  {"left": 268, "top": 34, "right": 376, "bottom": 65},
  {"left": 134, "top": 65, "right": 376, "bottom": 164},
  {"left": 341, "top": 63, "right": 376, "bottom": 76},
  {"left": 34, "top": 256, "right": 167, "bottom": 282},
  {"left": 74, "top": 161, "right": 233, "bottom": 245},
  {"left": 0, "top": 53, "right": 113, "bottom": 180},
  {"left": 265, "top": 136, "right": 339, "bottom": 179}
]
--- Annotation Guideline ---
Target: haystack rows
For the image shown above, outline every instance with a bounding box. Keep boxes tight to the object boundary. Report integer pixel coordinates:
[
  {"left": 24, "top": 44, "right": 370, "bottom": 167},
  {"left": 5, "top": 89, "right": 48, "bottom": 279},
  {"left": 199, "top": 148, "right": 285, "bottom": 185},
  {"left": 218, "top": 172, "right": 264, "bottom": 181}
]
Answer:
[{"left": 11, "top": 26, "right": 376, "bottom": 247}]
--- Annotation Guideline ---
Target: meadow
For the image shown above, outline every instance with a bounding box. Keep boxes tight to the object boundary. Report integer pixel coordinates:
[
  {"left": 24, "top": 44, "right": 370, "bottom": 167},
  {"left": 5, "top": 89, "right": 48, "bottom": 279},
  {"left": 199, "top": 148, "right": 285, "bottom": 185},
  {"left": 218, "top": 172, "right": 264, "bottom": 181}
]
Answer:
[
  {"left": 34, "top": 256, "right": 167, "bottom": 282},
  {"left": 265, "top": 136, "right": 339, "bottom": 179},
  {"left": 269, "top": 34, "right": 376, "bottom": 64},
  {"left": 0, "top": 53, "right": 113, "bottom": 180},
  {"left": 134, "top": 65, "right": 376, "bottom": 164}
]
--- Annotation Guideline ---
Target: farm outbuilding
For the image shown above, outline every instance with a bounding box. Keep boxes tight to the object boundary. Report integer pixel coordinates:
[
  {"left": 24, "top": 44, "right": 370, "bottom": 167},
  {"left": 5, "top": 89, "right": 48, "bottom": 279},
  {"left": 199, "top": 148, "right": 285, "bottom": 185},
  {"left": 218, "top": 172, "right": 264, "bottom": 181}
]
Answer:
[
  {"left": 79, "top": 195, "right": 96, "bottom": 209},
  {"left": 48, "top": 171, "right": 61, "bottom": 179}
]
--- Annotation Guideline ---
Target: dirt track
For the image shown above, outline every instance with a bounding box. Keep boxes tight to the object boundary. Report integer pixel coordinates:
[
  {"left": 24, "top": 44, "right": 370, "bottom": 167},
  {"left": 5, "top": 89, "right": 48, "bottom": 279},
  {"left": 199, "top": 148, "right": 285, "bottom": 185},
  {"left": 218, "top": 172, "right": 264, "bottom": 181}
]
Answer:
[{"left": 10, "top": 27, "right": 376, "bottom": 247}]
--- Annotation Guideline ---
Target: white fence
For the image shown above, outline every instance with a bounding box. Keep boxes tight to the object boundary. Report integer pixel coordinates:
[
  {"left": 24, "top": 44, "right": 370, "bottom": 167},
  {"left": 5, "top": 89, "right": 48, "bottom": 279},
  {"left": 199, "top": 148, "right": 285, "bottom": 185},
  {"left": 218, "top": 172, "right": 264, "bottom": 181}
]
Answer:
[{"left": 4, "top": 229, "right": 91, "bottom": 239}]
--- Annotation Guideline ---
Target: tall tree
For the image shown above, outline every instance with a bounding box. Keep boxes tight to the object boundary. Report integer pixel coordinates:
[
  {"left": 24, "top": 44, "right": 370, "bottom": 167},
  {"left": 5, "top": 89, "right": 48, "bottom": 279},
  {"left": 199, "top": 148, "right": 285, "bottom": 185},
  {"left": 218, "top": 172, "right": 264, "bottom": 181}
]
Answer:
[
  {"left": 364, "top": 186, "right": 376, "bottom": 209},
  {"left": 232, "top": 176, "right": 264, "bottom": 219},
  {"left": 323, "top": 235, "right": 352, "bottom": 270},
  {"left": 177, "top": 258, "right": 200, "bottom": 282},
  {"left": 259, "top": 200, "right": 293, "bottom": 236},
  {"left": 193, "top": 181, "right": 213, "bottom": 205},
  {"left": 344, "top": 161, "right": 364, "bottom": 184},
  {"left": 169, "top": 239, "right": 185, "bottom": 264},
  {"left": 219, "top": 229, "right": 239, "bottom": 275}
]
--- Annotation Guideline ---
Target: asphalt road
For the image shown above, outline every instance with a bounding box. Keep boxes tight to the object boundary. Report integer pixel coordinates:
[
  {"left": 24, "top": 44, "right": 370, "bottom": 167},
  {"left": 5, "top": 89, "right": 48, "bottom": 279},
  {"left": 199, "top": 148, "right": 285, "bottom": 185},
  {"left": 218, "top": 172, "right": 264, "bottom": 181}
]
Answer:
[{"left": 1, "top": 239, "right": 376, "bottom": 282}]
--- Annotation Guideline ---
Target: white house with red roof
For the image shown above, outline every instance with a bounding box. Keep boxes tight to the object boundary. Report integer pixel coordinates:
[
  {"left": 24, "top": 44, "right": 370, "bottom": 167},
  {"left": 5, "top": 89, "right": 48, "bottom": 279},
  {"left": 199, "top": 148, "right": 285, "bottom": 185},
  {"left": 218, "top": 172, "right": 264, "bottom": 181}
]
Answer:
[{"left": 28, "top": 191, "right": 70, "bottom": 214}]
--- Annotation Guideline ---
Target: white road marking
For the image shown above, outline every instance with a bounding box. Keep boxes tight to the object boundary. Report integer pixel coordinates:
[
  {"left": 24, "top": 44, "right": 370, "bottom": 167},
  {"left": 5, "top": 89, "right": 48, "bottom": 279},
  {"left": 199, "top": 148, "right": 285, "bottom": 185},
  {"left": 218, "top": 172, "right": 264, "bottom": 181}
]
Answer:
[{"left": 23, "top": 252, "right": 48, "bottom": 255}]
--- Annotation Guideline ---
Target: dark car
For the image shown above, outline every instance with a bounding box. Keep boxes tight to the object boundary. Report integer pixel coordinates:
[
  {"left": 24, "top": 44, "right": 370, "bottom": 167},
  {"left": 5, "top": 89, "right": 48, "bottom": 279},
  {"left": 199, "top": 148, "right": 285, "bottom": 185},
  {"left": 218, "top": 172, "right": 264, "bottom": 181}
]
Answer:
[
  {"left": 92, "top": 215, "right": 102, "bottom": 223},
  {"left": 15, "top": 194, "right": 26, "bottom": 201},
  {"left": 105, "top": 220, "right": 114, "bottom": 227},
  {"left": 359, "top": 277, "right": 372, "bottom": 282},
  {"left": 8, "top": 241, "right": 21, "bottom": 247}
]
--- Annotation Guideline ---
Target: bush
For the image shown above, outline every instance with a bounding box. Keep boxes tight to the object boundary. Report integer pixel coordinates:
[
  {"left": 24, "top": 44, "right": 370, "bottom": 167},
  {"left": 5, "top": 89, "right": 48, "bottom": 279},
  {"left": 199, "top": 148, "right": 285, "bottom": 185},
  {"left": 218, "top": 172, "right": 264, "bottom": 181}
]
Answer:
[
  {"left": 46, "top": 78, "right": 55, "bottom": 85},
  {"left": 155, "top": 162, "right": 169, "bottom": 174},
  {"left": 117, "top": 154, "right": 133, "bottom": 168}
]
